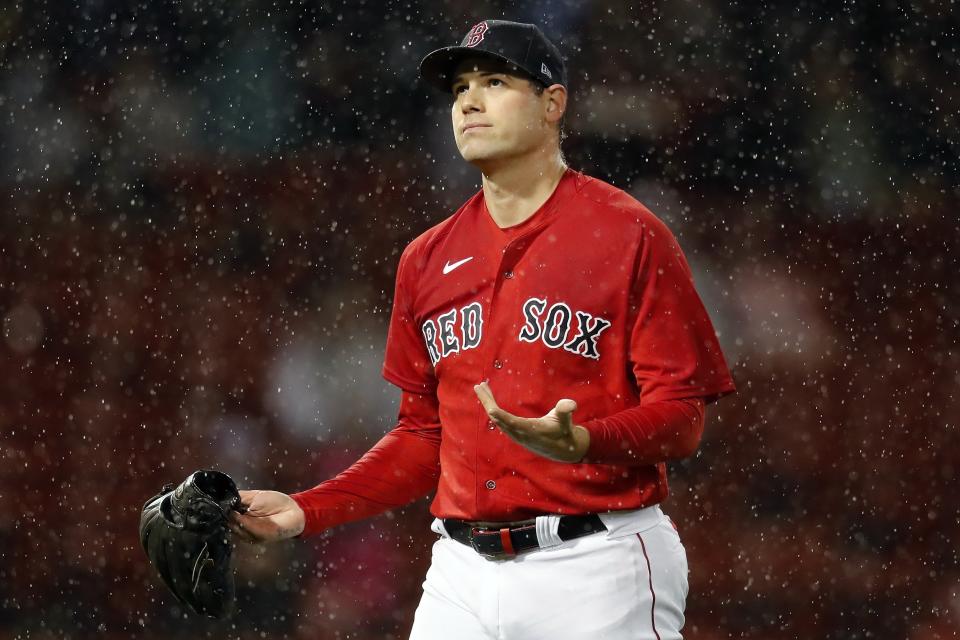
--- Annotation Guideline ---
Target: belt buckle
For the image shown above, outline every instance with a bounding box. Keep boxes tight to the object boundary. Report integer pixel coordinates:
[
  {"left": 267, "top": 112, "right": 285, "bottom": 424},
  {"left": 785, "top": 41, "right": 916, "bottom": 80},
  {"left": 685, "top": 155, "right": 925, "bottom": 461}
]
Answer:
[{"left": 470, "top": 526, "right": 513, "bottom": 560}]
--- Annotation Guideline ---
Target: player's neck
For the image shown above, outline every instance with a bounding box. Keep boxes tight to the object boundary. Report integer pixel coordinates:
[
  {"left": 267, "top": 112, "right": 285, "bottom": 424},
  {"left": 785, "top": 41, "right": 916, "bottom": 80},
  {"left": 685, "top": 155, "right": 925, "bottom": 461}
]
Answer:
[{"left": 479, "top": 150, "right": 567, "bottom": 229}]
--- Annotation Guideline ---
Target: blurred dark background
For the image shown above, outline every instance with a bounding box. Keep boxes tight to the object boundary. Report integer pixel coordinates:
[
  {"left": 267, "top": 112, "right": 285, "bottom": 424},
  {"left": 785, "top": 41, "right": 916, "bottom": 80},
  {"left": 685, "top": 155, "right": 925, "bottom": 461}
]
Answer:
[{"left": 1, "top": 1, "right": 957, "bottom": 638}]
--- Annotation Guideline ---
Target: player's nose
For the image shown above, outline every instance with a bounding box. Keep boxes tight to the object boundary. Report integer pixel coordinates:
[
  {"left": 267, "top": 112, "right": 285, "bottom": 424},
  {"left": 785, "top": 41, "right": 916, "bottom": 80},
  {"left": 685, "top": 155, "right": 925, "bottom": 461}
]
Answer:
[{"left": 458, "top": 84, "right": 483, "bottom": 112}]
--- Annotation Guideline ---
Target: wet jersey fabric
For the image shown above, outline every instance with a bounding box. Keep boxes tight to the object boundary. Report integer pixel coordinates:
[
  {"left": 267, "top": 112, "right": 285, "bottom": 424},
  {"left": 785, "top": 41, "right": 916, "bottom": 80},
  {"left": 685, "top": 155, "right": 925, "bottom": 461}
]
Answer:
[
  {"left": 290, "top": 393, "right": 701, "bottom": 535},
  {"left": 379, "top": 169, "right": 735, "bottom": 521}
]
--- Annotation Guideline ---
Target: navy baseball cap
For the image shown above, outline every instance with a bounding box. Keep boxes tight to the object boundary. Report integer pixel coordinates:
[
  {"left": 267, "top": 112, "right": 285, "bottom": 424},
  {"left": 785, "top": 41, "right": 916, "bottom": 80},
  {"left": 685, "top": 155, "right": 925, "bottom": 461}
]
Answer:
[{"left": 420, "top": 20, "right": 567, "bottom": 92}]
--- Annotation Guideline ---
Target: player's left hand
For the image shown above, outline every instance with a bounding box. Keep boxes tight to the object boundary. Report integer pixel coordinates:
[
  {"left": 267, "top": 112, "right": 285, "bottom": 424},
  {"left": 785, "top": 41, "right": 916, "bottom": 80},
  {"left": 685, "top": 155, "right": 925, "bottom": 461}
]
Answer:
[{"left": 474, "top": 381, "right": 590, "bottom": 463}]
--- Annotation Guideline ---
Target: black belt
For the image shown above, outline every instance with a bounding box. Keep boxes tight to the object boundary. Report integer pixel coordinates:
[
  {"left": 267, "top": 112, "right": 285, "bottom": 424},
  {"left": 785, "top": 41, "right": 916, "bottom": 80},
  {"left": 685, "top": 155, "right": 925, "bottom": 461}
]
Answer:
[{"left": 443, "top": 514, "right": 606, "bottom": 559}]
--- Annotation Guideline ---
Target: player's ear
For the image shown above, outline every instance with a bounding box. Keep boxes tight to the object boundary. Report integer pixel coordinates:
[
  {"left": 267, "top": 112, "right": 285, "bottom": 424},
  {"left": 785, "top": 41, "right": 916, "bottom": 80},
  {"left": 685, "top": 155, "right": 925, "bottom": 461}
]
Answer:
[{"left": 543, "top": 84, "right": 567, "bottom": 125}]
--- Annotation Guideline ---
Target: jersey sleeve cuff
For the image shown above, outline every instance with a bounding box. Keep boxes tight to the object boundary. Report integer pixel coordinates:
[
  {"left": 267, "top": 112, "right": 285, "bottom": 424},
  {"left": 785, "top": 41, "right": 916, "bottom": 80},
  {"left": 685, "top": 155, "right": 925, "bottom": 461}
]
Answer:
[
  {"left": 289, "top": 490, "right": 329, "bottom": 538},
  {"left": 381, "top": 366, "right": 438, "bottom": 395},
  {"left": 579, "top": 418, "right": 629, "bottom": 462}
]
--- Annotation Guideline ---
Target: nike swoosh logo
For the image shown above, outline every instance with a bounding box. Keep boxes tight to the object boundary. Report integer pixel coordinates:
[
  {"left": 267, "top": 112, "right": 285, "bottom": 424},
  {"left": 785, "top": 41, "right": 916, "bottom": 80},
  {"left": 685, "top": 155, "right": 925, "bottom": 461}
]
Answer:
[{"left": 443, "top": 256, "right": 473, "bottom": 275}]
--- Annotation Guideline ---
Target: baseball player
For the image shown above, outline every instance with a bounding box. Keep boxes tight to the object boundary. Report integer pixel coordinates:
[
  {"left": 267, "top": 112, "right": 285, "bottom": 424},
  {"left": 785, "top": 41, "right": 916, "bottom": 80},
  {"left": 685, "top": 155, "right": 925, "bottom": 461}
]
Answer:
[{"left": 229, "top": 20, "right": 736, "bottom": 640}]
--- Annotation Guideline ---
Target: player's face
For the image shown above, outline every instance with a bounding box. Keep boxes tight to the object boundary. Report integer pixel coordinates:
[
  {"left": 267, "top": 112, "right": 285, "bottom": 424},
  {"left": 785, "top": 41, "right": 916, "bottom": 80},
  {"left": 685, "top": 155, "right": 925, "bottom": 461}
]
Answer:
[{"left": 450, "top": 58, "right": 555, "bottom": 165}]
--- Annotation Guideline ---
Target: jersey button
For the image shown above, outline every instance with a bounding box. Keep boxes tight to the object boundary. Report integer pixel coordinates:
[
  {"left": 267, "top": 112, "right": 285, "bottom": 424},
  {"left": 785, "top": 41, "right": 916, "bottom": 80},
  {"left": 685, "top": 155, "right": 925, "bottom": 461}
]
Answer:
[
  {"left": 493, "top": 360, "right": 503, "bottom": 369},
  {"left": 503, "top": 270, "right": 514, "bottom": 279},
  {"left": 485, "top": 480, "right": 496, "bottom": 490},
  {"left": 488, "top": 421, "right": 496, "bottom": 430}
]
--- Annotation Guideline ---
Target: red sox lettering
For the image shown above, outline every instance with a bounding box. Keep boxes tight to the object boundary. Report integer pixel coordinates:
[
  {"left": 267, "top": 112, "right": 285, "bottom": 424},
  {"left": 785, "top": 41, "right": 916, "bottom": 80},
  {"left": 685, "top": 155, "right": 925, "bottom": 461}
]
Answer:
[
  {"left": 422, "top": 302, "right": 483, "bottom": 365},
  {"left": 420, "top": 297, "right": 612, "bottom": 366},
  {"left": 518, "top": 297, "right": 612, "bottom": 360}
]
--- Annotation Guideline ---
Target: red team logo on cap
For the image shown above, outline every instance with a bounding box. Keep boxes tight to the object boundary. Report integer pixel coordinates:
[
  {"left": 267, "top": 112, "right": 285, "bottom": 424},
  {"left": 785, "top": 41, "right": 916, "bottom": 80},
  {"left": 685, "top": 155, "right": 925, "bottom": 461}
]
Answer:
[{"left": 465, "top": 21, "right": 488, "bottom": 47}]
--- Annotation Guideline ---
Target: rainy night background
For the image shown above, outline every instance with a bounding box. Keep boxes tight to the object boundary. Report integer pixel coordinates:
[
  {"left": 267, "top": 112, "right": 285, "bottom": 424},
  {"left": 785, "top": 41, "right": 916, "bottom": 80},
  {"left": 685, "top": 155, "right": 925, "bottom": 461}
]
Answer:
[{"left": 1, "top": 1, "right": 957, "bottom": 639}]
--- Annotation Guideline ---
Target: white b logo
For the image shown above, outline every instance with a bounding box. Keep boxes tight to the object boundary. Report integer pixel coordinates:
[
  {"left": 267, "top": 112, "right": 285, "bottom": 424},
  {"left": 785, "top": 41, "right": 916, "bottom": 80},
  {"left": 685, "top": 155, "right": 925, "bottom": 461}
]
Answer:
[{"left": 465, "top": 22, "right": 488, "bottom": 47}]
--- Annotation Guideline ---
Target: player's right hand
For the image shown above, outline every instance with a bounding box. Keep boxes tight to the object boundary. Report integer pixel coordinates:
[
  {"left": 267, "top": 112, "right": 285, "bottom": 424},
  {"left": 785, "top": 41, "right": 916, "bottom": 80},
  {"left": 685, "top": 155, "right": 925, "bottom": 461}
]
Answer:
[{"left": 228, "top": 489, "right": 305, "bottom": 543}]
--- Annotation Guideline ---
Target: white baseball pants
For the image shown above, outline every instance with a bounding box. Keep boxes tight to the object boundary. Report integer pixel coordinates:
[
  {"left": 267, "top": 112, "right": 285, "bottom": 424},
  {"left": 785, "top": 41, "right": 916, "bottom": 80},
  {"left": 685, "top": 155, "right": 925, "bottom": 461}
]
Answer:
[{"left": 409, "top": 506, "right": 688, "bottom": 640}]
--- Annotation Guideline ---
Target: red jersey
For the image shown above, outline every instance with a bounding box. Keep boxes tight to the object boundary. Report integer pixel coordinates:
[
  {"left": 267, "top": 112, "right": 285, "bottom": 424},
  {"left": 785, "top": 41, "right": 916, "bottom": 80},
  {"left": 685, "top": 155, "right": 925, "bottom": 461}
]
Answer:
[
  {"left": 291, "top": 169, "right": 734, "bottom": 534},
  {"left": 379, "top": 169, "right": 735, "bottom": 521}
]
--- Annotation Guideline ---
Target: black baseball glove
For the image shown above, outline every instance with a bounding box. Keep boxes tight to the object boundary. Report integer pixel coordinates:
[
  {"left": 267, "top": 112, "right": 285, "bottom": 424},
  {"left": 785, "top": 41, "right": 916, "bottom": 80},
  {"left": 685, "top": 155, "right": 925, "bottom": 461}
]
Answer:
[{"left": 139, "top": 469, "right": 245, "bottom": 619}]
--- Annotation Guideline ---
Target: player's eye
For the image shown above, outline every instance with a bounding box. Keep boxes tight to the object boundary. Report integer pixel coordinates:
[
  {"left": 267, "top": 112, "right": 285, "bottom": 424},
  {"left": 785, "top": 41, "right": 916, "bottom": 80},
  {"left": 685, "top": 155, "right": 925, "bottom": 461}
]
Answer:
[
  {"left": 453, "top": 84, "right": 467, "bottom": 96},
  {"left": 488, "top": 77, "right": 503, "bottom": 87}
]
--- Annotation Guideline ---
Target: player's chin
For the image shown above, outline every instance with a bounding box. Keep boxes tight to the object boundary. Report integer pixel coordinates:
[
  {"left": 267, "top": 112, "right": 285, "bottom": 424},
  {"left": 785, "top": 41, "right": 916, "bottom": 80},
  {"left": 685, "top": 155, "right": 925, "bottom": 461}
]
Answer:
[
  {"left": 457, "top": 144, "right": 504, "bottom": 164},
  {"left": 457, "top": 149, "right": 487, "bottom": 164},
  {"left": 455, "top": 139, "right": 479, "bottom": 157}
]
